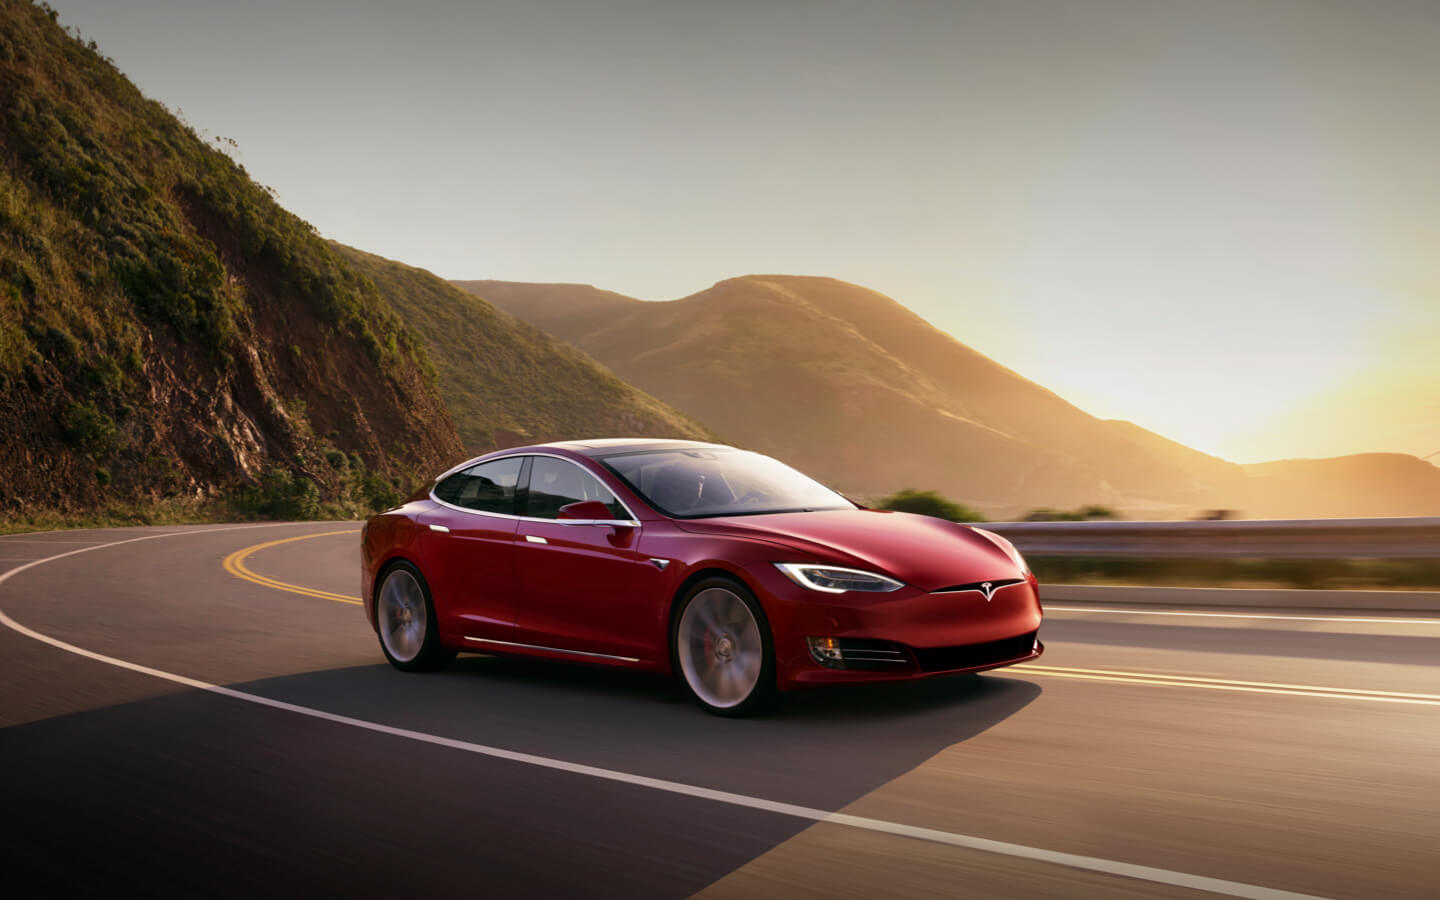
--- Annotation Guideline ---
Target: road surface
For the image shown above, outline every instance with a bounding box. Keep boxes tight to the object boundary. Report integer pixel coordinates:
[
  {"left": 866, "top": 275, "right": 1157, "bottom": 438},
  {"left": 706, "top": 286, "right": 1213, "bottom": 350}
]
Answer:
[{"left": 1, "top": 523, "right": 1435, "bottom": 898}]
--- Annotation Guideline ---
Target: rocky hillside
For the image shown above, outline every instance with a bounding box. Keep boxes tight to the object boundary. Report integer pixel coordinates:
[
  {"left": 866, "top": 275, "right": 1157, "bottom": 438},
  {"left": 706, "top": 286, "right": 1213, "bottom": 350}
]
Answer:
[
  {"left": 345, "top": 251, "right": 715, "bottom": 453},
  {"left": 461, "top": 276, "right": 1249, "bottom": 513},
  {"left": 0, "top": 1, "right": 463, "bottom": 518}
]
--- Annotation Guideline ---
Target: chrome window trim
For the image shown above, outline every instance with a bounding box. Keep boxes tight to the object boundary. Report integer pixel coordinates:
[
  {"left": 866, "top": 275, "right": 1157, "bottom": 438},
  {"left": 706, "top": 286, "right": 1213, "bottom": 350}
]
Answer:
[{"left": 429, "top": 452, "right": 641, "bottom": 527}]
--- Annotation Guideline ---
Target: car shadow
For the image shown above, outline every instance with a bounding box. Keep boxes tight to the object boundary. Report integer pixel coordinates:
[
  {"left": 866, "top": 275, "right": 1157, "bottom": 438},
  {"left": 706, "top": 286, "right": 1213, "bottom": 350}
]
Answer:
[
  {"left": 232, "top": 654, "right": 1042, "bottom": 811},
  {"left": 0, "top": 661, "right": 1039, "bottom": 898}
]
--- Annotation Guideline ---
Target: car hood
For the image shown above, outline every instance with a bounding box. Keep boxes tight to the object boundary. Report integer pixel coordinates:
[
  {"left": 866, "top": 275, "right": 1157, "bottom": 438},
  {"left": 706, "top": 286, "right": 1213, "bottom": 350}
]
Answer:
[{"left": 673, "top": 508, "right": 1023, "bottom": 592}]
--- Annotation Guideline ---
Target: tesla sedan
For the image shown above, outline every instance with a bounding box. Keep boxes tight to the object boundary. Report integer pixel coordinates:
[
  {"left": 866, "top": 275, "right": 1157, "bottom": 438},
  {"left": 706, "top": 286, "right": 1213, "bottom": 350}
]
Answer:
[{"left": 361, "top": 439, "right": 1043, "bottom": 716}]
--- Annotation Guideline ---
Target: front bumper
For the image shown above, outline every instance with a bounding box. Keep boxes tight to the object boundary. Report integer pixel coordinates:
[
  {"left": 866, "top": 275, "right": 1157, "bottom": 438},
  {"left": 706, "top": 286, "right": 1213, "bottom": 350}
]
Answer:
[
  {"left": 790, "top": 632, "right": 1043, "bottom": 685},
  {"left": 743, "top": 561, "right": 1044, "bottom": 690}
]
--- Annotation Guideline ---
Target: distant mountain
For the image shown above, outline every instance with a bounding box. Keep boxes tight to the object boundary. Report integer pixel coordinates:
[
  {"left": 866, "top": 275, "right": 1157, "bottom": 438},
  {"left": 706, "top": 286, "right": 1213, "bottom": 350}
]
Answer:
[
  {"left": 454, "top": 281, "right": 639, "bottom": 340},
  {"left": 460, "top": 276, "right": 1440, "bottom": 518},
  {"left": 458, "top": 275, "right": 1248, "bottom": 513},
  {"left": 350, "top": 257, "right": 714, "bottom": 452},
  {"left": 1243, "top": 454, "right": 1440, "bottom": 519},
  {"left": 1102, "top": 420, "right": 1248, "bottom": 506}
]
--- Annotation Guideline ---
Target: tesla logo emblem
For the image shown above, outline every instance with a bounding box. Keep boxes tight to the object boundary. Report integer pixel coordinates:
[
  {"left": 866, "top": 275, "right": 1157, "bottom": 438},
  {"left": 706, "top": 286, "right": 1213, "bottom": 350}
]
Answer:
[{"left": 980, "top": 582, "right": 995, "bottom": 602}]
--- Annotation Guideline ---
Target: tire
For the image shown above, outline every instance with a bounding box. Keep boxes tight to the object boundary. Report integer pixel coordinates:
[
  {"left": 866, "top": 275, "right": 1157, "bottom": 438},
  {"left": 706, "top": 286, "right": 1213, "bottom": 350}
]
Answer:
[
  {"left": 671, "top": 576, "right": 777, "bottom": 717},
  {"left": 374, "top": 562, "right": 455, "bottom": 672}
]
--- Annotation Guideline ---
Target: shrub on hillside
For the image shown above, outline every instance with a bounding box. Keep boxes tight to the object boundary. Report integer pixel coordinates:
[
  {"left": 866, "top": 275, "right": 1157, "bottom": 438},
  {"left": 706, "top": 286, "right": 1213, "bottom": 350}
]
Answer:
[
  {"left": 1022, "top": 505, "right": 1121, "bottom": 521},
  {"left": 358, "top": 472, "right": 401, "bottom": 513},
  {"left": 61, "top": 400, "right": 116, "bottom": 455},
  {"left": 233, "top": 468, "right": 322, "bottom": 520},
  {"left": 875, "top": 489, "right": 987, "bottom": 522}
]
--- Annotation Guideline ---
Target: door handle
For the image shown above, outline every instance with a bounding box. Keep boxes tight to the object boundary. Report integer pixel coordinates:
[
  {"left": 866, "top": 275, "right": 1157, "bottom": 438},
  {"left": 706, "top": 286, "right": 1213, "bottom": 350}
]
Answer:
[
  {"left": 524, "top": 535, "right": 548, "bottom": 544},
  {"left": 428, "top": 524, "right": 451, "bottom": 533}
]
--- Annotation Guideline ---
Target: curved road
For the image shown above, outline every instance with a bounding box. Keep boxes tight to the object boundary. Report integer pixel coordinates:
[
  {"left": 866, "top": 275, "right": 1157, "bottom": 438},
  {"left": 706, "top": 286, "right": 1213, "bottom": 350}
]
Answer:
[{"left": 1, "top": 523, "right": 1436, "bottom": 898}]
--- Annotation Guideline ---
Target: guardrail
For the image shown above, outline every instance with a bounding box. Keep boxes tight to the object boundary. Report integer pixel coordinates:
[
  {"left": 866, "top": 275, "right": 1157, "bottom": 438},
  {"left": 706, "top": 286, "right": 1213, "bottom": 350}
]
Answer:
[
  {"left": 981, "top": 517, "right": 1440, "bottom": 559},
  {"left": 1040, "top": 584, "right": 1440, "bottom": 612}
]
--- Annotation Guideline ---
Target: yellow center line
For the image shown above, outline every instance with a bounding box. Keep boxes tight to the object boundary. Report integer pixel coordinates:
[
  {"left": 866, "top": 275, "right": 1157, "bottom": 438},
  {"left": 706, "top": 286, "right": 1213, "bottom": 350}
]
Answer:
[
  {"left": 220, "top": 530, "right": 1436, "bottom": 707},
  {"left": 221, "top": 530, "right": 363, "bottom": 605}
]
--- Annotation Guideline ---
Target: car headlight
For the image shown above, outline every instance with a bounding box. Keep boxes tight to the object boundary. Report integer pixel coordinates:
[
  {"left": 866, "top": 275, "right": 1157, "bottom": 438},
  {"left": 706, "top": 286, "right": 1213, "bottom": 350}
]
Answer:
[
  {"left": 774, "top": 563, "right": 905, "bottom": 594},
  {"left": 973, "top": 528, "right": 1031, "bottom": 576}
]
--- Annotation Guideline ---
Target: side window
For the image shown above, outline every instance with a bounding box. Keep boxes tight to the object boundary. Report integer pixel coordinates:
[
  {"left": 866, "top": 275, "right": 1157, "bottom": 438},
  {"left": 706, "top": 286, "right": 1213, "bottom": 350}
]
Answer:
[
  {"left": 432, "top": 457, "right": 524, "bottom": 514},
  {"left": 524, "top": 457, "right": 628, "bottom": 520}
]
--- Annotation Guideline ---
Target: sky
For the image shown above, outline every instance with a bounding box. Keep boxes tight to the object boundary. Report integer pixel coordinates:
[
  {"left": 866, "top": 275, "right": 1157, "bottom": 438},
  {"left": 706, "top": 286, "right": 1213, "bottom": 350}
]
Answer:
[{"left": 49, "top": 0, "right": 1440, "bottom": 462}]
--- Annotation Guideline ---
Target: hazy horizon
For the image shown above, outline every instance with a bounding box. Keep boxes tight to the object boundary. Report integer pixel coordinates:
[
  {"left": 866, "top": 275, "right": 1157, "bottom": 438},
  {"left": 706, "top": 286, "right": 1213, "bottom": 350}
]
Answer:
[{"left": 47, "top": 0, "right": 1440, "bottom": 464}]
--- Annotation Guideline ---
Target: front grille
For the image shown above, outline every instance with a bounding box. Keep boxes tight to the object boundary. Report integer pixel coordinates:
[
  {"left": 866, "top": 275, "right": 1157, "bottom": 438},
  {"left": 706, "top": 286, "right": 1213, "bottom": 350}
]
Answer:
[
  {"left": 911, "top": 631, "right": 1038, "bottom": 673},
  {"left": 930, "top": 577, "right": 1025, "bottom": 595}
]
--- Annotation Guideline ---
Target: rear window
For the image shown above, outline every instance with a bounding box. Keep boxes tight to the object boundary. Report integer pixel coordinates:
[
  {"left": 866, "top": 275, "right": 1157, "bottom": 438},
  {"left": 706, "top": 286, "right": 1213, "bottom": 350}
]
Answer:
[{"left": 433, "top": 457, "right": 524, "bottom": 515}]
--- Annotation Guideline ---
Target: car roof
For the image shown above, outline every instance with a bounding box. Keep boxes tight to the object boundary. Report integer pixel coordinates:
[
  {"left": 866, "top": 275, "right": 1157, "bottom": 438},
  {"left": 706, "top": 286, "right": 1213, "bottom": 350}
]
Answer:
[{"left": 539, "top": 438, "right": 732, "bottom": 457}]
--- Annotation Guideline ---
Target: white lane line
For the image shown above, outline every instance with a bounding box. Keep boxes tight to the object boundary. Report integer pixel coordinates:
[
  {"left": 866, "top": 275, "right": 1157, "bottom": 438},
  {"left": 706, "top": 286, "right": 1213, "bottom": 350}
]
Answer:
[
  {"left": 0, "top": 539, "right": 114, "bottom": 544},
  {"left": 0, "top": 528, "right": 1332, "bottom": 900},
  {"left": 1045, "top": 605, "right": 1440, "bottom": 626}
]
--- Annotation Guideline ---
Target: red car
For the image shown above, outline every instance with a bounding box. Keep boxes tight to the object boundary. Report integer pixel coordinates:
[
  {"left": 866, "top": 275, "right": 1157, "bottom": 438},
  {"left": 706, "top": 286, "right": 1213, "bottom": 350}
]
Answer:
[{"left": 361, "top": 439, "right": 1043, "bottom": 716}]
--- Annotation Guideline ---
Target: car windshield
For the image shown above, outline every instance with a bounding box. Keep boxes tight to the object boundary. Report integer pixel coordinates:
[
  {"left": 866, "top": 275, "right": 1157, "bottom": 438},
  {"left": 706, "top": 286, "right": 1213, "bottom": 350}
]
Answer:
[{"left": 599, "top": 448, "right": 855, "bottom": 519}]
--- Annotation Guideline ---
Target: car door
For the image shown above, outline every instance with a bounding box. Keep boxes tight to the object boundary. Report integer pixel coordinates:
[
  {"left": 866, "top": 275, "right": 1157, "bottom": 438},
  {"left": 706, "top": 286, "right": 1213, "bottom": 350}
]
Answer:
[
  {"left": 418, "top": 456, "right": 525, "bottom": 645},
  {"left": 513, "top": 455, "right": 667, "bottom": 663}
]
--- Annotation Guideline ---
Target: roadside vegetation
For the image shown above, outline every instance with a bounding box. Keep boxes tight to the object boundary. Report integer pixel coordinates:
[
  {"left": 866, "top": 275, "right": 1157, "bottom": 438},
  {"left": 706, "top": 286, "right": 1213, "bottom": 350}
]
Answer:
[
  {"left": 1020, "top": 505, "right": 1122, "bottom": 521},
  {"left": 872, "top": 490, "right": 1127, "bottom": 524},
  {"left": 874, "top": 489, "right": 987, "bottom": 522},
  {"left": 0, "top": 457, "right": 409, "bottom": 534}
]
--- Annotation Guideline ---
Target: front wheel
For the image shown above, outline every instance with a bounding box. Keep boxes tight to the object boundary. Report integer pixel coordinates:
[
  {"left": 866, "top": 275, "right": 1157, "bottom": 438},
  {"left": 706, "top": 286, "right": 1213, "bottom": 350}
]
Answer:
[
  {"left": 672, "top": 577, "right": 777, "bottom": 717},
  {"left": 375, "top": 562, "right": 455, "bottom": 672}
]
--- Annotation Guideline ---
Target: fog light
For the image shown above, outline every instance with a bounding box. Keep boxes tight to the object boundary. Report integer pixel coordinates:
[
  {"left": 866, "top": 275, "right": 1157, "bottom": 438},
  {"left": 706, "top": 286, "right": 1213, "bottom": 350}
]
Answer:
[{"left": 807, "top": 636, "right": 845, "bottom": 668}]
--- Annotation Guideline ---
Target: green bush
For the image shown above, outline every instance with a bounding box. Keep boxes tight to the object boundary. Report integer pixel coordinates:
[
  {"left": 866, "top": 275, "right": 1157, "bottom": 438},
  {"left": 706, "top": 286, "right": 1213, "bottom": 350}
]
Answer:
[
  {"left": 359, "top": 472, "right": 401, "bottom": 513},
  {"left": 234, "top": 468, "right": 323, "bottom": 520},
  {"left": 875, "top": 489, "right": 986, "bottom": 522},
  {"left": 1022, "top": 505, "right": 1121, "bottom": 522},
  {"left": 61, "top": 401, "right": 115, "bottom": 454}
]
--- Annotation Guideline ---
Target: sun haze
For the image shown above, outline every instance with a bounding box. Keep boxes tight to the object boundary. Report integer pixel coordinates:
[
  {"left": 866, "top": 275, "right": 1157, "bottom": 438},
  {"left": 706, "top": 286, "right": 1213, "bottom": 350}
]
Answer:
[{"left": 46, "top": 0, "right": 1440, "bottom": 462}]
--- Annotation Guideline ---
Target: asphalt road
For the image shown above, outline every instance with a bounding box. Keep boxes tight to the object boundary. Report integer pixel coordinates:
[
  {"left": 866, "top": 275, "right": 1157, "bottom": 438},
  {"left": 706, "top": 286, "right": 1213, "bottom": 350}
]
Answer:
[{"left": 1, "top": 523, "right": 1436, "bottom": 899}]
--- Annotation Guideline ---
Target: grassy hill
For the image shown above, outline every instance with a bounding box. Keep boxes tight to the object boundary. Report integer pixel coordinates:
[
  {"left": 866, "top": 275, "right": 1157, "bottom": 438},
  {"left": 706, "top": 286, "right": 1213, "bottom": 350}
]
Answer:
[
  {"left": 346, "top": 252, "right": 715, "bottom": 452},
  {"left": 459, "top": 275, "right": 1251, "bottom": 513},
  {"left": 0, "top": 1, "right": 463, "bottom": 522}
]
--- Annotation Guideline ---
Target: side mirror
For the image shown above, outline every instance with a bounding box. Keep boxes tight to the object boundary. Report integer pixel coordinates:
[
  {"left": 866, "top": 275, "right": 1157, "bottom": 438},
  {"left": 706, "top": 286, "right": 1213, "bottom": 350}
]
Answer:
[{"left": 557, "top": 500, "right": 619, "bottom": 521}]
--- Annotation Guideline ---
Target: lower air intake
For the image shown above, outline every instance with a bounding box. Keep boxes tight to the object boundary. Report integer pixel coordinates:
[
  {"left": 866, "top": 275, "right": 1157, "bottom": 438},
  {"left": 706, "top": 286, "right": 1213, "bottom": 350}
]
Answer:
[{"left": 910, "top": 631, "right": 1038, "bottom": 673}]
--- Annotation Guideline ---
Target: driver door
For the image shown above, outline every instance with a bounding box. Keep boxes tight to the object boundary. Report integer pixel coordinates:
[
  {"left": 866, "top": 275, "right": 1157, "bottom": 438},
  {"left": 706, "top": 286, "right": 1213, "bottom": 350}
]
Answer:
[{"left": 512, "top": 456, "right": 666, "bottom": 663}]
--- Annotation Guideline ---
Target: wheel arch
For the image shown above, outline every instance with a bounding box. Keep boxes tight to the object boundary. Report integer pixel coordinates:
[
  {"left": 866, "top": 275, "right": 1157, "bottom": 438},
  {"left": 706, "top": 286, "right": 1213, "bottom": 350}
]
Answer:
[
  {"left": 369, "top": 554, "right": 424, "bottom": 632},
  {"left": 663, "top": 564, "right": 773, "bottom": 672}
]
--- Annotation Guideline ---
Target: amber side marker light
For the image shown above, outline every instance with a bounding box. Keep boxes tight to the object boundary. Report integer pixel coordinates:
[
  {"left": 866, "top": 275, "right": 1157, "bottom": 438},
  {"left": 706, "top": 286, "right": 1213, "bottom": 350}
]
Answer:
[{"left": 807, "top": 636, "right": 844, "bottom": 667}]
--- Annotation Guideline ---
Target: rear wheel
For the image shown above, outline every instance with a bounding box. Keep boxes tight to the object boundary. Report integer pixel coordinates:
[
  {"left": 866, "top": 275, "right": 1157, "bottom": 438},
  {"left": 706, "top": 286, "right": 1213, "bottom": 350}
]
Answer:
[
  {"left": 375, "top": 562, "right": 454, "bottom": 672},
  {"left": 672, "top": 577, "right": 776, "bottom": 717}
]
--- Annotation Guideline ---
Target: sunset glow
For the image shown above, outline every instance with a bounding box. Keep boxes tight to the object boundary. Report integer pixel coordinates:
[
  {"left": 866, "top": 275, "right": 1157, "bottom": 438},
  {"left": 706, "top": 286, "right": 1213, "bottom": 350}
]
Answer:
[{"left": 46, "top": 0, "right": 1440, "bottom": 465}]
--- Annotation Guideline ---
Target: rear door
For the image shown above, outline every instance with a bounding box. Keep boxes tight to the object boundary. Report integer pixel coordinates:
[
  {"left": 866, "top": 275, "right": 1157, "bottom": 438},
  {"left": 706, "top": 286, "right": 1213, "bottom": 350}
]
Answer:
[
  {"left": 513, "top": 455, "right": 667, "bottom": 663},
  {"left": 418, "top": 456, "right": 525, "bottom": 644}
]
